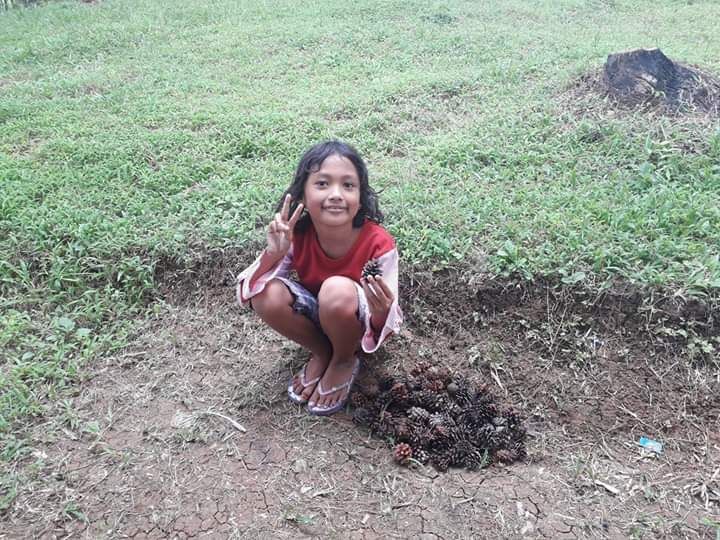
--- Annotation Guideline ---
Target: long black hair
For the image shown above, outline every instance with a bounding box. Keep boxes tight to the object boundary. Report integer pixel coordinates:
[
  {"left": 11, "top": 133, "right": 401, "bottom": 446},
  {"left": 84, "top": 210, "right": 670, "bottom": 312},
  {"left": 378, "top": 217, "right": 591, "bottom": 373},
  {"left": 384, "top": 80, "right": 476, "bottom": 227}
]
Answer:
[{"left": 276, "top": 140, "right": 383, "bottom": 232}]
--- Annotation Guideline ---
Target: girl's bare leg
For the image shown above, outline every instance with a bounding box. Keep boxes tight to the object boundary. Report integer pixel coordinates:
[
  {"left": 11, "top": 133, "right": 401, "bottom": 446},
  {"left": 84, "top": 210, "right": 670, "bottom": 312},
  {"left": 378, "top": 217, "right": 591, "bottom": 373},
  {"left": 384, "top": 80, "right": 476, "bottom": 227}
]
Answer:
[
  {"left": 308, "top": 276, "right": 364, "bottom": 409},
  {"left": 251, "top": 279, "right": 332, "bottom": 401}
]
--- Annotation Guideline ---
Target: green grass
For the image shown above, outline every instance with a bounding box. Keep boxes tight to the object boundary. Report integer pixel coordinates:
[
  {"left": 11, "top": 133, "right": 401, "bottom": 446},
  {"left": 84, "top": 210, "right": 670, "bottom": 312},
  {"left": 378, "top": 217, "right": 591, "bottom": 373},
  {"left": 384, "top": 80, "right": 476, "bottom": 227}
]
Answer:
[{"left": 1, "top": 0, "right": 720, "bottom": 443}]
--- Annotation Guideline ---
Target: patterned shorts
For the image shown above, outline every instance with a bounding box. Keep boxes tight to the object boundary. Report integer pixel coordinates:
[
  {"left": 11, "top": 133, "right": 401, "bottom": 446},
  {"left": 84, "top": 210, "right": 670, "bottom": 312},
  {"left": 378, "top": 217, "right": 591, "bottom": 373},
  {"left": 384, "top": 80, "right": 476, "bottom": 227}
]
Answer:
[{"left": 276, "top": 277, "right": 369, "bottom": 332}]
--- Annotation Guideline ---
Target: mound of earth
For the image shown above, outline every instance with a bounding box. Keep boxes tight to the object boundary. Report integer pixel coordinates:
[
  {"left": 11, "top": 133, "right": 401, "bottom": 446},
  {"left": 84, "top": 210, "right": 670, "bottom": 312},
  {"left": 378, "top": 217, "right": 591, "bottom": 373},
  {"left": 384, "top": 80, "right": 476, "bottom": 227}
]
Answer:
[{"left": 572, "top": 48, "right": 720, "bottom": 117}]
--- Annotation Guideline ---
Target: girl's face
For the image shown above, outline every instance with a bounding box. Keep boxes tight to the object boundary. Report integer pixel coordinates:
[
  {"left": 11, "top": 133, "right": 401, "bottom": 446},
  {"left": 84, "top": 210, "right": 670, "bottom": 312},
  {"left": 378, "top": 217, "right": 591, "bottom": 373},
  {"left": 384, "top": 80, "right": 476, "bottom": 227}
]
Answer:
[{"left": 302, "top": 153, "right": 361, "bottom": 230}]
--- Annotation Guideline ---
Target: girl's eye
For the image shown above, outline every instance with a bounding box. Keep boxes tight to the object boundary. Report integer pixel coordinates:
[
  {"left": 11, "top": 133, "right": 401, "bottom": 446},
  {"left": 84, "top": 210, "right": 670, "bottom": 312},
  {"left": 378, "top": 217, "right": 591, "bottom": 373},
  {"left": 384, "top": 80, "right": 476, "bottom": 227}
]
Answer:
[
  {"left": 315, "top": 180, "right": 327, "bottom": 187},
  {"left": 344, "top": 182, "right": 356, "bottom": 189}
]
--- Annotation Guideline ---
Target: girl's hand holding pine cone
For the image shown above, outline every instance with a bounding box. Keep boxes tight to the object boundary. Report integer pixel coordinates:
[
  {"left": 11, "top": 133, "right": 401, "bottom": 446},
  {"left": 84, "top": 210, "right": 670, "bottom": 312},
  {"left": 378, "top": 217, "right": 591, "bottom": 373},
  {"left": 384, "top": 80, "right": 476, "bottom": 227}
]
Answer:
[
  {"left": 361, "top": 269, "right": 394, "bottom": 334},
  {"left": 266, "top": 194, "right": 304, "bottom": 257}
]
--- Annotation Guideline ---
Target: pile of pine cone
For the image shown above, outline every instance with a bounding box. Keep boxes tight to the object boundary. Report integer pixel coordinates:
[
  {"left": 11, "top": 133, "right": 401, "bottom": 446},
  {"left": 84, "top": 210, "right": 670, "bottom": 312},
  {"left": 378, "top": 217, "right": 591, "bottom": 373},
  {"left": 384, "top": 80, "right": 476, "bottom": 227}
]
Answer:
[{"left": 351, "top": 362, "right": 526, "bottom": 471}]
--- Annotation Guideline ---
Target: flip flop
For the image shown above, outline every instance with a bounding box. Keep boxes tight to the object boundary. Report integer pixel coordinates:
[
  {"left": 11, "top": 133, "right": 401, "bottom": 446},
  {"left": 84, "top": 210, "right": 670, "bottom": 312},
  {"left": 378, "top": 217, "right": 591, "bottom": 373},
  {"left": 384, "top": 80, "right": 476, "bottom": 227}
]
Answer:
[
  {"left": 287, "top": 362, "right": 322, "bottom": 405},
  {"left": 307, "top": 357, "right": 360, "bottom": 416}
]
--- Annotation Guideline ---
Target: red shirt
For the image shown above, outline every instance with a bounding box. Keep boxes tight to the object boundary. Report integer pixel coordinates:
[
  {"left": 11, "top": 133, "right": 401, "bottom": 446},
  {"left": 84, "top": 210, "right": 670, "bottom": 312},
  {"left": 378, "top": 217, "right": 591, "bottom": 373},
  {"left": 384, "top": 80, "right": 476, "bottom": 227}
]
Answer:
[{"left": 292, "top": 220, "right": 396, "bottom": 295}]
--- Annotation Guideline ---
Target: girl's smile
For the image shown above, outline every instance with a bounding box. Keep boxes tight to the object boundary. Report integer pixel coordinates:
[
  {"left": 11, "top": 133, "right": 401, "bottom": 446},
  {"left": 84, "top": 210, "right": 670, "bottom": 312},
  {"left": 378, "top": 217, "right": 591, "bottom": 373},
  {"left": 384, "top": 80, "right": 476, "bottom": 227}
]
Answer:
[{"left": 303, "top": 154, "right": 361, "bottom": 229}]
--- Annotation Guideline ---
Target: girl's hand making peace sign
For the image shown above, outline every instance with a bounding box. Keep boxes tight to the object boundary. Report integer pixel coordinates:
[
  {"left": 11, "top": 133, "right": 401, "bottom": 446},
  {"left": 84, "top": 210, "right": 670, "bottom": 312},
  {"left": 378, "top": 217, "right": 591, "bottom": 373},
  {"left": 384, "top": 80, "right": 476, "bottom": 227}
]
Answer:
[
  {"left": 267, "top": 194, "right": 304, "bottom": 257},
  {"left": 362, "top": 275, "right": 394, "bottom": 335}
]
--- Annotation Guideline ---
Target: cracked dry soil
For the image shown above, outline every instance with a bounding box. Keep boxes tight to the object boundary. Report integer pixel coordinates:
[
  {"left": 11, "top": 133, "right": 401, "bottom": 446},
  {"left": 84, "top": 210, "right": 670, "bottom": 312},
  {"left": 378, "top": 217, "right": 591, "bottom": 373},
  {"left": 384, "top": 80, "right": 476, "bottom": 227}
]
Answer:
[{"left": 3, "top": 268, "right": 719, "bottom": 539}]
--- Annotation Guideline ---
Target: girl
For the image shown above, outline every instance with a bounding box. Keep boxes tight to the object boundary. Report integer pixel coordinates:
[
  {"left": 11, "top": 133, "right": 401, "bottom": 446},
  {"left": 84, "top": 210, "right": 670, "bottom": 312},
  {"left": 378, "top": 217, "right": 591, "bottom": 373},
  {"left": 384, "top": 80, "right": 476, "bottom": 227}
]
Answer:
[{"left": 236, "top": 140, "right": 403, "bottom": 416}]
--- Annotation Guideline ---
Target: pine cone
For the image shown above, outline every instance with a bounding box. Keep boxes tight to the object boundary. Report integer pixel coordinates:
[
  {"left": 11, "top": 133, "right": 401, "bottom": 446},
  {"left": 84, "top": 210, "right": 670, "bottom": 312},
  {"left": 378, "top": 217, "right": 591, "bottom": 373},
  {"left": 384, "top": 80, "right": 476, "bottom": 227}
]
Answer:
[
  {"left": 423, "top": 379, "right": 445, "bottom": 394},
  {"left": 390, "top": 382, "right": 410, "bottom": 402},
  {"left": 444, "top": 402, "right": 462, "bottom": 417},
  {"left": 428, "top": 412, "right": 450, "bottom": 428},
  {"left": 458, "top": 403, "right": 494, "bottom": 429},
  {"left": 450, "top": 440, "right": 486, "bottom": 469},
  {"left": 350, "top": 392, "right": 369, "bottom": 408},
  {"left": 470, "top": 424, "right": 497, "bottom": 448},
  {"left": 494, "top": 448, "right": 519, "bottom": 464},
  {"left": 432, "top": 451, "right": 452, "bottom": 472},
  {"left": 352, "top": 407, "right": 374, "bottom": 426},
  {"left": 378, "top": 411, "right": 395, "bottom": 435},
  {"left": 393, "top": 417, "right": 411, "bottom": 441},
  {"left": 426, "top": 365, "right": 451, "bottom": 383},
  {"left": 407, "top": 406, "right": 431, "bottom": 422},
  {"left": 362, "top": 258, "right": 382, "bottom": 279},
  {"left": 425, "top": 394, "right": 448, "bottom": 413},
  {"left": 414, "top": 449, "right": 430, "bottom": 465},
  {"left": 393, "top": 443, "right": 412, "bottom": 465},
  {"left": 360, "top": 380, "right": 380, "bottom": 399},
  {"left": 427, "top": 426, "right": 452, "bottom": 451},
  {"left": 408, "top": 432, "right": 425, "bottom": 449},
  {"left": 464, "top": 448, "right": 490, "bottom": 471},
  {"left": 378, "top": 374, "right": 395, "bottom": 392},
  {"left": 410, "top": 362, "right": 431, "bottom": 376}
]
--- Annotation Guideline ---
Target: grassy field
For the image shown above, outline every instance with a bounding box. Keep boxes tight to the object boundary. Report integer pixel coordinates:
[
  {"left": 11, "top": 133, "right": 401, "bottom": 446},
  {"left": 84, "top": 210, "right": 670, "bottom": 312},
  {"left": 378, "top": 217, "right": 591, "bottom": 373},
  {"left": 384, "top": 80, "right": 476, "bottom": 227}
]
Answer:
[{"left": 1, "top": 0, "right": 719, "bottom": 493}]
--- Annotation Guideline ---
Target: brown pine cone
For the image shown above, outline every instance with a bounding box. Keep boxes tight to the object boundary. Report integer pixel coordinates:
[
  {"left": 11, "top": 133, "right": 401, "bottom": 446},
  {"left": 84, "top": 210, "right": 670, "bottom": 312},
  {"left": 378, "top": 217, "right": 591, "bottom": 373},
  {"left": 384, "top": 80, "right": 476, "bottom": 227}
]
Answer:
[
  {"left": 350, "top": 392, "right": 369, "bottom": 408},
  {"left": 426, "top": 365, "right": 451, "bottom": 383},
  {"left": 414, "top": 449, "right": 430, "bottom": 465},
  {"left": 352, "top": 407, "right": 374, "bottom": 426},
  {"left": 428, "top": 412, "right": 450, "bottom": 428},
  {"left": 429, "top": 423, "right": 451, "bottom": 444},
  {"left": 393, "top": 443, "right": 413, "bottom": 465},
  {"left": 393, "top": 417, "right": 411, "bottom": 440},
  {"left": 407, "top": 406, "right": 431, "bottom": 422},
  {"left": 432, "top": 451, "right": 452, "bottom": 472},
  {"left": 362, "top": 258, "right": 382, "bottom": 279},
  {"left": 378, "top": 374, "right": 395, "bottom": 392},
  {"left": 390, "top": 382, "right": 409, "bottom": 401},
  {"left": 410, "top": 362, "right": 431, "bottom": 376},
  {"left": 378, "top": 411, "right": 395, "bottom": 435},
  {"left": 425, "top": 394, "right": 447, "bottom": 413},
  {"left": 494, "top": 448, "right": 519, "bottom": 464},
  {"left": 423, "top": 379, "right": 445, "bottom": 394},
  {"left": 360, "top": 380, "right": 380, "bottom": 399}
]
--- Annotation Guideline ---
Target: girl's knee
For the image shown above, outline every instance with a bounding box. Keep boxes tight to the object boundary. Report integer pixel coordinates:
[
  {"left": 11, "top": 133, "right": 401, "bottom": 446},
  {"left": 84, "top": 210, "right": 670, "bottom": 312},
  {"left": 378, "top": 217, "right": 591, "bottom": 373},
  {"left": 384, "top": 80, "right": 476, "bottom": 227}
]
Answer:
[
  {"left": 318, "top": 276, "right": 358, "bottom": 319},
  {"left": 251, "top": 279, "right": 292, "bottom": 316}
]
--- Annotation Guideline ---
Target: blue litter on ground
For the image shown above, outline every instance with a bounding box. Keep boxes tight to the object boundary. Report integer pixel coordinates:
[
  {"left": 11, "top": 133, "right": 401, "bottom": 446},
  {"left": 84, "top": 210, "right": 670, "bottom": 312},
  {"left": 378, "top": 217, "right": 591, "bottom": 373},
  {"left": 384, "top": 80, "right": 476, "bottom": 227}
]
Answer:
[{"left": 639, "top": 437, "right": 663, "bottom": 454}]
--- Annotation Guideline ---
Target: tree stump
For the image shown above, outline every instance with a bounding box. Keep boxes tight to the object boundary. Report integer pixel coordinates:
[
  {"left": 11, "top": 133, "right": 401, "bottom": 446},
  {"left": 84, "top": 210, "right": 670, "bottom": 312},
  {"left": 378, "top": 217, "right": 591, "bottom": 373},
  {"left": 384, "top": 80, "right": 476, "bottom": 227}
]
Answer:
[{"left": 602, "top": 48, "right": 720, "bottom": 114}]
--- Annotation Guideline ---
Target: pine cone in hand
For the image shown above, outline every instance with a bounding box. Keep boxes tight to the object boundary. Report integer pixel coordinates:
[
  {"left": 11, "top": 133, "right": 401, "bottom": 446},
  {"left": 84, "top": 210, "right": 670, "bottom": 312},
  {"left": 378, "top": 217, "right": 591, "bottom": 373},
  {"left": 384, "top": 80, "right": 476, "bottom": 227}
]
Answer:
[
  {"left": 362, "top": 258, "right": 382, "bottom": 279},
  {"left": 393, "top": 443, "right": 413, "bottom": 465}
]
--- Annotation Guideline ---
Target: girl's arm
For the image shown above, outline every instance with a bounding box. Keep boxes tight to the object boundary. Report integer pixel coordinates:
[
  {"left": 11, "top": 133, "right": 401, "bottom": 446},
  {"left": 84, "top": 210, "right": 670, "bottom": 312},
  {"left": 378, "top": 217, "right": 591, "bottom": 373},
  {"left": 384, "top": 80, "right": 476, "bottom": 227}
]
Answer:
[
  {"left": 236, "top": 248, "right": 293, "bottom": 305},
  {"left": 237, "top": 194, "right": 303, "bottom": 304},
  {"left": 359, "top": 248, "right": 403, "bottom": 353}
]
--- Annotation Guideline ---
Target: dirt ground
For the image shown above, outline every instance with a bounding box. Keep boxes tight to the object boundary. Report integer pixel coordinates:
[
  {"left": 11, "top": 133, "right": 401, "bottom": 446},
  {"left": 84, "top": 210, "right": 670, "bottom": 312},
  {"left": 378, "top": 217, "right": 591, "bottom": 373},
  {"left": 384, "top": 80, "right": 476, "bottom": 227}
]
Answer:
[{"left": 2, "top": 266, "right": 719, "bottom": 539}]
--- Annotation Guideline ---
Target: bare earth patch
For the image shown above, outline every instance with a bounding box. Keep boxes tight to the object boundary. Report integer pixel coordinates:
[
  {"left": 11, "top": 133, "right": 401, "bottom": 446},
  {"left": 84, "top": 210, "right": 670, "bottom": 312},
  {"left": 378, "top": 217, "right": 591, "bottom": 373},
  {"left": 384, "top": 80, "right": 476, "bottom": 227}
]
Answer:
[{"left": 3, "top": 274, "right": 719, "bottom": 538}]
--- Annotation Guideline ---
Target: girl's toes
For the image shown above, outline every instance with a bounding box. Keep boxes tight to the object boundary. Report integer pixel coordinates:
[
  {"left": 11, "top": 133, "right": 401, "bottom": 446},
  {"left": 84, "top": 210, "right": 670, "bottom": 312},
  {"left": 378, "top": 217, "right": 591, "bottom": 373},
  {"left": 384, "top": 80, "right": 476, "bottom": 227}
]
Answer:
[{"left": 300, "top": 385, "right": 315, "bottom": 401}]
